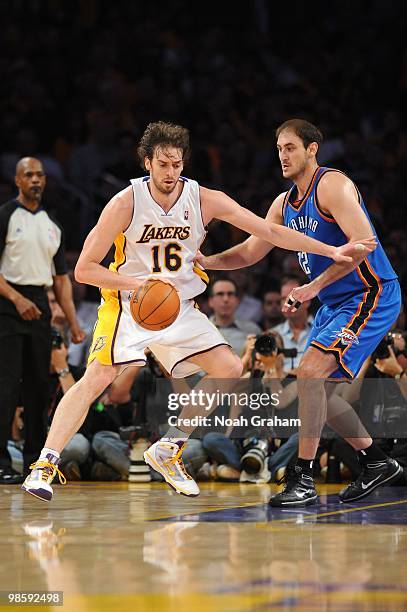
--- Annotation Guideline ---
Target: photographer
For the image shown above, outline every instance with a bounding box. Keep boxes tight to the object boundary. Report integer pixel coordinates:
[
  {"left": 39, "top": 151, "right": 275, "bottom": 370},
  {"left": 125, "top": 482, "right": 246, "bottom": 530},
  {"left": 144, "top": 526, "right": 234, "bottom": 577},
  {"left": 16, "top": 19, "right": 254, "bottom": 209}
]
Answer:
[
  {"left": 203, "top": 332, "right": 301, "bottom": 483},
  {"left": 373, "top": 331, "right": 407, "bottom": 397},
  {"left": 338, "top": 331, "right": 407, "bottom": 431},
  {"left": 243, "top": 331, "right": 300, "bottom": 482},
  {"left": 366, "top": 332, "right": 407, "bottom": 437}
]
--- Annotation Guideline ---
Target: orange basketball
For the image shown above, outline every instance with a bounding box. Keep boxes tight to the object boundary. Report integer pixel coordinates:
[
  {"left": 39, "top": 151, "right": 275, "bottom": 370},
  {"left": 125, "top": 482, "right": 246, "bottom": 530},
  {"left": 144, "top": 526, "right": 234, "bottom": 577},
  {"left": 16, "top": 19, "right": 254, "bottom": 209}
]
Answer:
[{"left": 130, "top": 279, "right": 180, "bottom": 330}]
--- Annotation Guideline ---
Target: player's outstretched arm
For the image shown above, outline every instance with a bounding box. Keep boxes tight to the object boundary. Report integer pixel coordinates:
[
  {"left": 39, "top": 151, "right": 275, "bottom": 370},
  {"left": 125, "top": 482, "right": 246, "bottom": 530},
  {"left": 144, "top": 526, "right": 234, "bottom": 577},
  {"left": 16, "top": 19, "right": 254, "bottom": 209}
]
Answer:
[
  {"left": 197, "top": 193, "right": 286, "bottom": 270},
  {"left": 200, "top": 187, "right": 368, "bottom": 264},
  {"left": 75, "top": 187, "right": 142, "bottom": 291}
]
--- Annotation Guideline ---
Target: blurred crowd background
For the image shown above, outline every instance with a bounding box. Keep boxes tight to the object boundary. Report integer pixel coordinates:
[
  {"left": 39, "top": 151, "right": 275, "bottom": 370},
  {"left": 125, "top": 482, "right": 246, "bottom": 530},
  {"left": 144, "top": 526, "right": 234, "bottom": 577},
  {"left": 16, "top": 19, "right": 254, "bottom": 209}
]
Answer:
[{"left": 0, "top": 0, "right": 406, "bottom": 300}]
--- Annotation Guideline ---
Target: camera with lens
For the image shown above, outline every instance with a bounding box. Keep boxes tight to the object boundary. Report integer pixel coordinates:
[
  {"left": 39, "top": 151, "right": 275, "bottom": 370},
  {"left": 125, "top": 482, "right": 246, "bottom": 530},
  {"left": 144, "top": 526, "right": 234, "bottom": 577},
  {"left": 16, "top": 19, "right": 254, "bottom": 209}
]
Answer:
[
  {"left": 50, "top": 326, "right": 64, "bottom": 349},
  {"left": 393, "top": 331, "right": 407, "bottom": 358},
  {"left": 372, "top": 331, "right": 407, "bottom": 361},
  {"left": 254, "top": 334, "right": 298, "bottom": 359},
  {"left": 372, "top": 332, "right": 394, "bottom": 361},
  {"left": 240, "top": 436, "right": 269, "bottom": 475}
]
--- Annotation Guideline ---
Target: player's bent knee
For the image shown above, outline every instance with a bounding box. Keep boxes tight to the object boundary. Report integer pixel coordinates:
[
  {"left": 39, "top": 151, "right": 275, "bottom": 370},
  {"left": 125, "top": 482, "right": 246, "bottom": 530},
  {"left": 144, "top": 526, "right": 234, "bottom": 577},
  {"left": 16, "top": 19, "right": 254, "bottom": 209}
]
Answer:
[
  {"left": 296, "top": 362, "right": 317, "bottom": 379},
  {"left": 81, "top": 361, "right": 118, "bottom": 397}
]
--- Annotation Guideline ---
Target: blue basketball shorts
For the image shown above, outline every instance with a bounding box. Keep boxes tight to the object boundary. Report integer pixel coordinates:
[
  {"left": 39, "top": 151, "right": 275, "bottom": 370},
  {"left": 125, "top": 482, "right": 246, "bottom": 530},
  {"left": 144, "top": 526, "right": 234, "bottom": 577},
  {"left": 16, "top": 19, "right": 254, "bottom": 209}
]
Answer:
[{"left": 307, "top": 279, "right": 401, "bottom": 379}]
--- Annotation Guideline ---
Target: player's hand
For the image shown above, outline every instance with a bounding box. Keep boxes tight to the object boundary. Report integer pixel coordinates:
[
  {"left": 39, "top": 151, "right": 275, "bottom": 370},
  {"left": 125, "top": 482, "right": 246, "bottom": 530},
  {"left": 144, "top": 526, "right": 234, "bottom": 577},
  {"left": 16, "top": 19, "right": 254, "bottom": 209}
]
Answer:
[
  {"left": 13, "top": 295, "right": 42, "bottom": 320},
  {"left": 332, "top": 237, "right": 377, "bottom": 263},
  {"left": 374, "top": 347, "right": 404, "bottom": 378},
  {"left": 283, "top": 283, "right": 317, "bottom": 313},
  {"left": 128, "top": 277, "right": 144, "bottom": 293},
  {"left": 51, "top": 344, "right": 69, "bottom": 372},
  {"left": 70, "top": 322, "right": 86, "bottom": 344},
  {"left": 194, "top": 250, "right": 209, "bottom": 268},
  {"left": 146, "top": 276, "right": 179, "bottom": 291},
  {"left": 243, "top": 334, "right": 257, "bottom": 357},
  {"left": 128, "top": 277, "right": 160, "bottom": 301}
]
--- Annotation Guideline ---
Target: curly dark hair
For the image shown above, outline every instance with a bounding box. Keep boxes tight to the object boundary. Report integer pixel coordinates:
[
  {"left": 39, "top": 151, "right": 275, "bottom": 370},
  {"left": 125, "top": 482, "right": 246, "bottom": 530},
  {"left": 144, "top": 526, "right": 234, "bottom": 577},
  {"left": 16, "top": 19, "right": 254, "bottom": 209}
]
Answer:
[
  {"left": 137, "top": 121, "right": 191, "bottom": 170},
  {"left": 276, "top": 118, "right": 323, "bottom": 149}
]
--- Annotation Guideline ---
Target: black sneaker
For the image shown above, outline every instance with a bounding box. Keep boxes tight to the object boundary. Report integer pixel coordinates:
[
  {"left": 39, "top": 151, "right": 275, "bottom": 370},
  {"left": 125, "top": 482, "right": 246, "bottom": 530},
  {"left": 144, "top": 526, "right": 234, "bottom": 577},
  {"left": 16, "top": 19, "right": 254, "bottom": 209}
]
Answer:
[
  {"left": 269, "top": 465, "right": 318, "bottom": 507},
  {"left": 0, "top": 466, "right": 24, "bottom": 485},
  {"left": 339, "top": 458, "right": 403, "bottom": 503}
]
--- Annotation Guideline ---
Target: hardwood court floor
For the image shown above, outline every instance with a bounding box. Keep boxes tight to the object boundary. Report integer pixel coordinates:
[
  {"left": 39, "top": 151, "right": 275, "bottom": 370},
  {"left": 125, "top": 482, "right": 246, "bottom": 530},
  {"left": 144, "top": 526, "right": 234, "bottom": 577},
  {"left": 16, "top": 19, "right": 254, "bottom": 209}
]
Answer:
[{"left": 1, "top": 481, "right": 407, "bottom": 611}]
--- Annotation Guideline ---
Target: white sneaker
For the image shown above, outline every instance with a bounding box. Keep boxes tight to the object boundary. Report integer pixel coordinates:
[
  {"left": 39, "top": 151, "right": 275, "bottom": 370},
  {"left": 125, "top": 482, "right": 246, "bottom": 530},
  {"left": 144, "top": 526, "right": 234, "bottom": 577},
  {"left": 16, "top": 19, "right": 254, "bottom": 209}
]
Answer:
[
  {"left": 144, "top": 441, "right": 200, "bottom": 497},
  {"left": 21, "top": 455, "right": 66, "bottom": 502}
]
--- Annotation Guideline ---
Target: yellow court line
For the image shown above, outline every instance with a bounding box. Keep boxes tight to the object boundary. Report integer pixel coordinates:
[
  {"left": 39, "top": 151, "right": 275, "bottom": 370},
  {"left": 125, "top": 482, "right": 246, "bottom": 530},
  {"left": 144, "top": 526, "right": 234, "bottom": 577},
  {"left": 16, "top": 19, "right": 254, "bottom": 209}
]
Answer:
[
  {"left": 26, "top": 587, "right": 407, "bottom": 612},
  {"left": 149, "top": 500, "right": 264, "bottom": 521},
  {"left": 64, "top": 482, "right": 267, "bottom": 521},
  {"left": 43, "top": 589, "right": 314, "bottom": 612},
  {"left": 64, "top": 483, "right": 407, "bottom": 526},
  {"left": 257, "top": 498, "right": 407, "bottom": 527},
  {"left": 148, "top": 485, "right": 344, "bottom": 521}
]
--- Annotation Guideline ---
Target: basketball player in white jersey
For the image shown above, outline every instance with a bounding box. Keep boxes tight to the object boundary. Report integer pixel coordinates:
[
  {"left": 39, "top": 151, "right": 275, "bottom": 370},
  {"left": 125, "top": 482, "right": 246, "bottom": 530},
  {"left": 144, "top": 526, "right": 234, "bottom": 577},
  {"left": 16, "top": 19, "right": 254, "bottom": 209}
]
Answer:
[{"left": 22, "top": 122, "right": 374, "bottom": 500}]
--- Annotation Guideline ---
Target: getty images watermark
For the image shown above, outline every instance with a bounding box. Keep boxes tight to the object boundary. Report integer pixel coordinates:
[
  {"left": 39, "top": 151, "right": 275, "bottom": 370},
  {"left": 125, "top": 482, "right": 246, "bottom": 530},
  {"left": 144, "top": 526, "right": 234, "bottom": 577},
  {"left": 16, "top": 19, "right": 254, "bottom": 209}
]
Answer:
[{"left": 167, "top": 390, "right": 301, "bottom": 429}]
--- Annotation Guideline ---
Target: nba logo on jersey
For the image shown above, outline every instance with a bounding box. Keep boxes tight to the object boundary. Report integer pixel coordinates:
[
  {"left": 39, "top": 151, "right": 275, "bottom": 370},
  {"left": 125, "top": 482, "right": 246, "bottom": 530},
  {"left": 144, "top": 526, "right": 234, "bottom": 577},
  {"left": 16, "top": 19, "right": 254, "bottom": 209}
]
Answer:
[
  {"left": 332, "top": 328, "right": 359, "bottom": 346},
  {"left": 91, "top": 336, "right": 107, "bottom": 353},
  {"left": 184, "top": 210, "right": 189, "bottom": 220}
]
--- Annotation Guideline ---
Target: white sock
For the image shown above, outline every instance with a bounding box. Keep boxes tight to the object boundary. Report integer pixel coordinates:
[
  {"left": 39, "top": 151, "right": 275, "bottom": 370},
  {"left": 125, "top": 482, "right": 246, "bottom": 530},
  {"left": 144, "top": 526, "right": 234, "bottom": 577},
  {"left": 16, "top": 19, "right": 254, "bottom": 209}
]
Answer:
[{"left": 39, "top": 447, "right": 60, "bottom": 461}]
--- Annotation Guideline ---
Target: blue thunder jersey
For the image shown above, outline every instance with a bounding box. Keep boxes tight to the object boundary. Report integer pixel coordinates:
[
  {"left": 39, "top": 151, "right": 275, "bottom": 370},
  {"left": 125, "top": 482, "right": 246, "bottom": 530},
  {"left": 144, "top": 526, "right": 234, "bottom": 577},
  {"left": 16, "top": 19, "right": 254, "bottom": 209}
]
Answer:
[{"left": 282, "top": 167, "right": 397, "bottom": 306}]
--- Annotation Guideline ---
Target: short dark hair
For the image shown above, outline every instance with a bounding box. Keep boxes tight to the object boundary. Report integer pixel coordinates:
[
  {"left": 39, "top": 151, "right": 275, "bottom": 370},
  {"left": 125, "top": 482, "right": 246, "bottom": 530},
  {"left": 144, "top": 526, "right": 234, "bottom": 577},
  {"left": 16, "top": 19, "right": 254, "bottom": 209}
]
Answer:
[
  {"left": 137, "top": 121, "right": 191, "bottom": 170},
  {"left": 276, "top": 119, "right": 323, "bottom": 149},
  {"left": 209, "top": 277, "right": 238, "bottom": 297}
]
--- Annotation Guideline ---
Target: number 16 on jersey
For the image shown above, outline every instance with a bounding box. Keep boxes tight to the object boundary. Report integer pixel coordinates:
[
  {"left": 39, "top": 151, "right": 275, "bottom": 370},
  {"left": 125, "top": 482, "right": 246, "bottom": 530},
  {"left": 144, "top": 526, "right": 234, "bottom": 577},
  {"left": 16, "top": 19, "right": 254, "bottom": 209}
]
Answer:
[{"left": 151, "top": 243, "right": 182, "bottom": 273}]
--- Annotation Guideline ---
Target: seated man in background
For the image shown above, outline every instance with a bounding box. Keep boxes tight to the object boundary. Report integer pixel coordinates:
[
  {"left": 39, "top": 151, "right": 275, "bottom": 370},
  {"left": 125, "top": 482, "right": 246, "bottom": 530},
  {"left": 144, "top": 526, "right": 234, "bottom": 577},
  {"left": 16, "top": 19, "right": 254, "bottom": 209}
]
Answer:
[{"left": 209, "top": 277, "right": 261, "bottom": 357}]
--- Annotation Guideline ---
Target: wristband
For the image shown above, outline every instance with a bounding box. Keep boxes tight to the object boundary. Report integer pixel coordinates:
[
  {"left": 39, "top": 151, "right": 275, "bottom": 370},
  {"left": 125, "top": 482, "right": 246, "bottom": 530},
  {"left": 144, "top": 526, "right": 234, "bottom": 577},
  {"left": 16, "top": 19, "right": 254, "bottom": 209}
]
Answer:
[
  {"left": 395, "top": 370, "right": 406, "bottom": 380},
  {"left": 56, "top": 368, "right": 70, "bottom": 378}
]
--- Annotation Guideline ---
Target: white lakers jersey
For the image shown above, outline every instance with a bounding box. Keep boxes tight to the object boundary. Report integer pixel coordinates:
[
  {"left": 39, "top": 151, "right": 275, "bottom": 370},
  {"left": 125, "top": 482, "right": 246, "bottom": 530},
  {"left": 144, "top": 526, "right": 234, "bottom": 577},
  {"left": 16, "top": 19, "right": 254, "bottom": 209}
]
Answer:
[{"left": 110, "top": 176, "right": 208, "bottom": 300}]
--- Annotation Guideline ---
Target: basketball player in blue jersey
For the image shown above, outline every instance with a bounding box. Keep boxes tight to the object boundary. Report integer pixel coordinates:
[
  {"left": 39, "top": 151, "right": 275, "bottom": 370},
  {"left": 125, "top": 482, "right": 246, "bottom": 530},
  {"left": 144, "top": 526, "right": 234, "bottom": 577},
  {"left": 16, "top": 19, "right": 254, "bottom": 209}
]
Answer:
[
  {"left": 22, "top": 121, "right": 372, "bottom": 501},
  {"left": 197, "top": 119, "right": 403, "bottom": 506}
]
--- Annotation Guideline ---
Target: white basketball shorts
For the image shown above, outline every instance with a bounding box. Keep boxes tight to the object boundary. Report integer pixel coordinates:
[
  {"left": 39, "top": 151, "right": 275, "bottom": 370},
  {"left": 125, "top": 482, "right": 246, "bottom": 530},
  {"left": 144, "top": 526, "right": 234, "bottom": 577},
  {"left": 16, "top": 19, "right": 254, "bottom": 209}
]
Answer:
[{"left": 88, "top": 288, "right": 229, "bottom": 377}]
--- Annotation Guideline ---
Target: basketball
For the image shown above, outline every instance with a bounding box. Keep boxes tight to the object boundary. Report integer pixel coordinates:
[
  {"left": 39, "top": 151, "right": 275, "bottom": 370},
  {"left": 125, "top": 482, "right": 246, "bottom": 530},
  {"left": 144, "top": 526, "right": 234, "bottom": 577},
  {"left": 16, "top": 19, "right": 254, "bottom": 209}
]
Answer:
[{"left": 130, "top": 279, "right": 180, "bottom": 330}]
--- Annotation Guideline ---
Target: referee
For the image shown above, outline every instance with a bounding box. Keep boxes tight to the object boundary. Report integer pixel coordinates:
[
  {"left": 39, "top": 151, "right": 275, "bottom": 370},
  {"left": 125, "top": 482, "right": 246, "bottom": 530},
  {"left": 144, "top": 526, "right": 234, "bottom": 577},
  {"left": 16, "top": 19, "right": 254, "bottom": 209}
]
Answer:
[{"left": 0, "top": 157, "right": 85, "bottom": 484}]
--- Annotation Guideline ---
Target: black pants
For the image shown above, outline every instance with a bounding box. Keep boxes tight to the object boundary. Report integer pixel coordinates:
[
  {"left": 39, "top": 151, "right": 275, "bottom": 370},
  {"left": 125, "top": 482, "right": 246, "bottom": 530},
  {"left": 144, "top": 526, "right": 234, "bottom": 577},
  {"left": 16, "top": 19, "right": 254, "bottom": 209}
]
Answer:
[{"left": 0, "top": 286, "right": 51, "bottom": 472}]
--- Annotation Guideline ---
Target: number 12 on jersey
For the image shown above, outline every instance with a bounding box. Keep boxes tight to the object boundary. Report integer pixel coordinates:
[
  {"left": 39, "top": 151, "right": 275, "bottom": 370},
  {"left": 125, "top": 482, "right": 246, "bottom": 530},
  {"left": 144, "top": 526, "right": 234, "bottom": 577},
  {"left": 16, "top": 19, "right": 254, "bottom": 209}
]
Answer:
[
  {"left": 151, "top": 243, "right": 183, "bottom": 273},
  {"left": 298, "top": 251, "right": 311, "bottom": 275}
]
